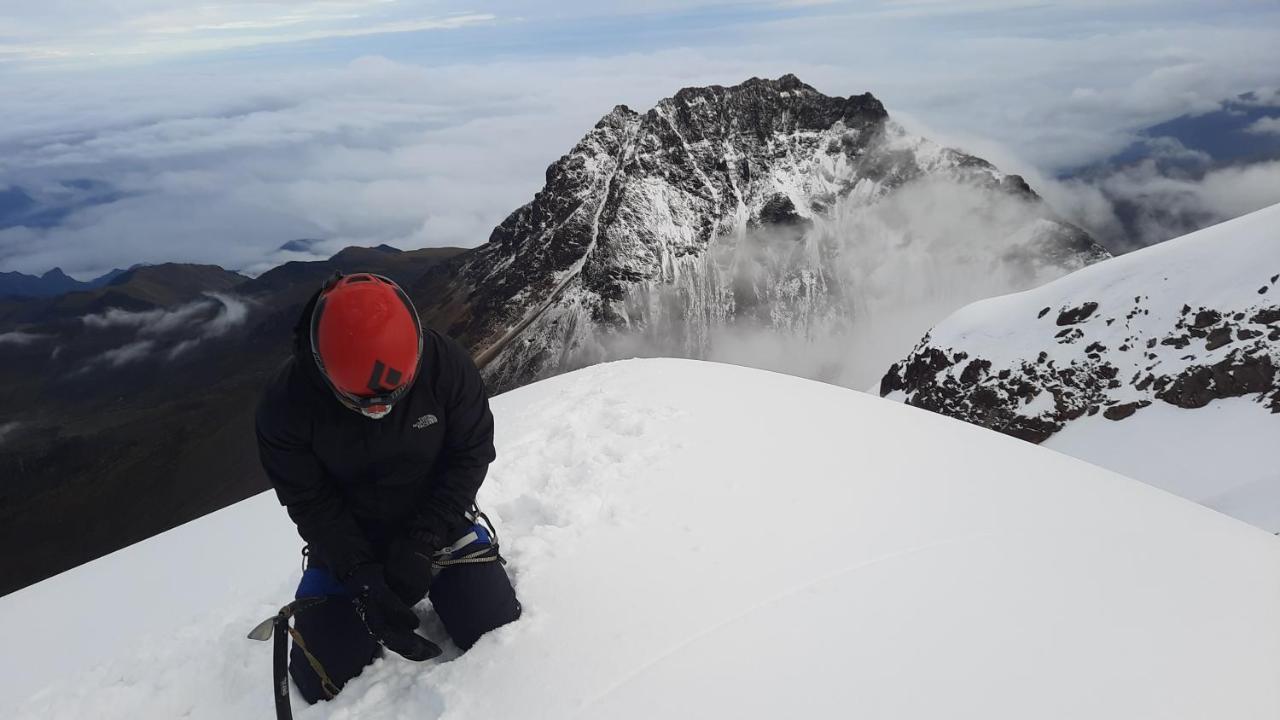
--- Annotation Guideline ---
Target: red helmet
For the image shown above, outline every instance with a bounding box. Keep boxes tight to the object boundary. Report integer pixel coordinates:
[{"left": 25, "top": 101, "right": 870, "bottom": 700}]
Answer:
[{"left": 310, "top": 273, "right": 422, "bottom": 418}]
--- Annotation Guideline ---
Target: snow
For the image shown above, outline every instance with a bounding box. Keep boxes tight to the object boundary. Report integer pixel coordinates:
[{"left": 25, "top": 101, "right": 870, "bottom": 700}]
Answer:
[
  {"left": 929, "top": 202, "right": 1280, "bottom": 374},
  {"left": 1045, "top": 397, "right": 1280, "bottom": 531},
  {"left": 3, "top": 359, "right": 1278, "bottom": 719},
  {"left": 884, "top": 203, "right": 1280, "bottom": 531},
  {"left": 0, "top": 492, "right": 301, "bottom": 710}
]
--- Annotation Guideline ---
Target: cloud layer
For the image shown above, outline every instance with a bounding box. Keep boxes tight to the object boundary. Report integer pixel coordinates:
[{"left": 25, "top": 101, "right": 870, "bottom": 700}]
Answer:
[
  {"left": 0, "top": 421, "right": 19, "bottom": 445},
  {"left": 1, "top": 2, "right": 1278, "bottom": 277},
  {"left": 79, "top": 293, "right": 252, "bottom": 368},
  {"left": 0, "top": 1, "right": 496, "bottom": 63},
  {"left": 0, "top": 330, "right": 50, "bottom": 345}
]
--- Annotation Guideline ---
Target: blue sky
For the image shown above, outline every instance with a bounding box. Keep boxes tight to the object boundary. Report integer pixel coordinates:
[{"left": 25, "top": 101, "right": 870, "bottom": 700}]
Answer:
[{"left": 1, "top": 1, "right": 1278, "bottom": 276}]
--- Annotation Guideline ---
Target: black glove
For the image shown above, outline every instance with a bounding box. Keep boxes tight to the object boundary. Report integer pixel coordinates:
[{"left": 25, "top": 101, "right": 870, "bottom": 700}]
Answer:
[
  {"left": 386, "top": 533, "right": 439, "bottom": 603},
  {"left": 343, "top": 564, "right": 442, "bottom": 661}
]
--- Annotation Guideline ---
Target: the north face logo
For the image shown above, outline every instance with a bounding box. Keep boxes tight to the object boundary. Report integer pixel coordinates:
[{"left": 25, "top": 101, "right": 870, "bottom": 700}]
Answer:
[{"left": 413, "top": 414, "right": 438, "bottom": 430}]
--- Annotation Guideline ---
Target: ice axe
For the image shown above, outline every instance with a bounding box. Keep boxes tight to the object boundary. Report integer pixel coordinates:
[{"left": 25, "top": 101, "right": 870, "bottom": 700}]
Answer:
[{"left": 247, "top": 596, "right": 338, "bottom": 720}]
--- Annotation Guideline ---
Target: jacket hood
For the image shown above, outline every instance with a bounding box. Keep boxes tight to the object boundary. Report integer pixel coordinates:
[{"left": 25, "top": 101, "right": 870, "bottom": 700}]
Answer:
[{"left": 292, "top": 288, "right": 331, "bottom": 394}]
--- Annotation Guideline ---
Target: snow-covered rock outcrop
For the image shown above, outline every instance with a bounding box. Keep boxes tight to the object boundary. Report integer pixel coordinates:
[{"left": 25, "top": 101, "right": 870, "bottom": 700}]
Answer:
[
  {"left": 4, "top": 360, "right": 1277, "bottom": 719},
  {"left": 881, "top": 204, "right": 1280, "bottom": 529},
  {"left": 415, "top": 75, "right": 1107, "bottom": 392}
]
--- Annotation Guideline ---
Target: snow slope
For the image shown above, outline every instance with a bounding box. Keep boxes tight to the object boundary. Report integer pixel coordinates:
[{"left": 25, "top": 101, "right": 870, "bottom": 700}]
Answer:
[
  {"left": 4, "top": 359, "right": 1278, "bottom": 719},
  {"left": 1045, "top": 397, "right": 1280, "bottom": 530},
  {"left": 882, "top": 203, "right": 1280, "bottom": 530}
]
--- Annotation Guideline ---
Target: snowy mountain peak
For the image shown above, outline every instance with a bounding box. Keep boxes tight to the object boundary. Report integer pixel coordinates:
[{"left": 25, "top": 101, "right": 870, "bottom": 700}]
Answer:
[
  {"left": 655, "top": 74, "right": 887, "bottom": 138},
  {"left": 881, "top": 203, "right": 1280, "bottom": 530},
  {"left": 414, "top": 75, "right": 1107, "bottom": 392}
]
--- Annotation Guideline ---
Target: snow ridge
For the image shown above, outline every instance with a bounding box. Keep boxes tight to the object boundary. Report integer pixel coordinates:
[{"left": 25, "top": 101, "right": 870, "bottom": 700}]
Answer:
[{"left": 5, "top": 360, "right": 1278, "bottom": 719}]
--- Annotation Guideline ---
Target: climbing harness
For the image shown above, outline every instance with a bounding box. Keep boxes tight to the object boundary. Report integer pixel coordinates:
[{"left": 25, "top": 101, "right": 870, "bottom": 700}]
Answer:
[
  {"left": 247, "top": 506, "right": 507, "bottom": 717},
  {"left": 432, "top": 508, "right": 507, "bottom": 572}
]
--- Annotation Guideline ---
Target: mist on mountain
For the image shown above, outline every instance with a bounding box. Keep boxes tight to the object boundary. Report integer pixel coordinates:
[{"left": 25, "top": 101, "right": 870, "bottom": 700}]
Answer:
[{"left": 600, "top": 176, "right": 1101, "bottom": 389}]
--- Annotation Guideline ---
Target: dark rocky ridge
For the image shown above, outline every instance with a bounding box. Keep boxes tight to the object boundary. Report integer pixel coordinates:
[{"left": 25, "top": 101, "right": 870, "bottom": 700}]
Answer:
[{"left": 883, "top": 286, "right": 1280, "bottom": 444}]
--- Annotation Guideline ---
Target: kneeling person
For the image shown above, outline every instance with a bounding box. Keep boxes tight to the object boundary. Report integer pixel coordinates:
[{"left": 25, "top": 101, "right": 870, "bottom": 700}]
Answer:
[{"left": 255, "top": 273, "right": 521, "bottom": 703}]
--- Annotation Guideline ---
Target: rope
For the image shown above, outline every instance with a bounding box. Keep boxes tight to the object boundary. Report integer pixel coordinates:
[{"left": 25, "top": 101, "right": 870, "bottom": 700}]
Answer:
[{"left": 286, "top": 625, "right": 340, "bottom": 700}]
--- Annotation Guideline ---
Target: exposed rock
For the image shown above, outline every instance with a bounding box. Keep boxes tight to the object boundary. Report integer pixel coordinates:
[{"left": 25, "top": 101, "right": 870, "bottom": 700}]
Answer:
[
  {"left": 1205, "top": 326, "right": 1234, "bottom": 351},
  {"left": 1104, "top": 401, "right": 1150, "bottom": 421},
  {"left": 1056, "top": 302, "right": 1099, "bottom": 326},
  {"left": 960, "top": 358, "right": 991, "bottom": 385},
  {"left": 1192, "top": 309, "right": 1221, "bottom": 329},
  {"left": 1253, "top": 307, "right": 1280, "bottom": 325},
  {"left": 756, "top": 194, "right": 807, "bottom": 226},
  {"left": 1157, "top": 354, "right": 1276, "bottom": 409}
]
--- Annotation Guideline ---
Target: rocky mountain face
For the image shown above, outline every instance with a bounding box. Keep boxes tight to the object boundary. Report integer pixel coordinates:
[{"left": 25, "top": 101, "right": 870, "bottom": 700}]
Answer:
[
  {"left": 415, "top": 75, "right": 1108, "bottom": 393},
  {"left": 880, "top": 204, "right": 1280, "bottom": 444}
]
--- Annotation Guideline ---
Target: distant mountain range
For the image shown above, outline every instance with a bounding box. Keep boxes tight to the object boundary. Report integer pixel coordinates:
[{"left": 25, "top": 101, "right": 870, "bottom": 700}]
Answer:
[{"left": 0, "top": 266, "right": 128, "bottom": 299}]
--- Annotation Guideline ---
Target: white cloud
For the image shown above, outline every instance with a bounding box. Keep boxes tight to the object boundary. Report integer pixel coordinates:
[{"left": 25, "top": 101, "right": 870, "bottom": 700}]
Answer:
[
  {"left": 0, "top": 421, "right": 19, "bottom": 445},
  {"left": 0, "top": 330, "right": 49, "bottom": 345},
  {"left": 1190, "top": 161, "right": 1280, "bottom": 221},
  {"left": 1040, "top": 159, "right": 1280, "bottom": 250},
  {"left": 165, "top": 338, "right": 201, "bottom": 360},
  {"left": 0, "top": 2, "right": 496, "bottom": 64},
  {"left": 97, "top": 339, "right": 156, "bottom": 367},
  {"left": 78, "top": 293, "right": 253, "bottom": 366},
  {"left": 200, "top": 293, "right": 251, "bottom": 338},
  {"left": 1246, "top": 116, "right": 1280, "bottom": 136},
  {"left": 81, "top": 300, "right": 215, "bottom": 335}
]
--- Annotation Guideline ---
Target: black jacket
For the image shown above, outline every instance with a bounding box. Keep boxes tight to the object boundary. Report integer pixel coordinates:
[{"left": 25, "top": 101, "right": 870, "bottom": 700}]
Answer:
[{"left": 255, "top": 298, "right": 496, "bottom": 580}]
